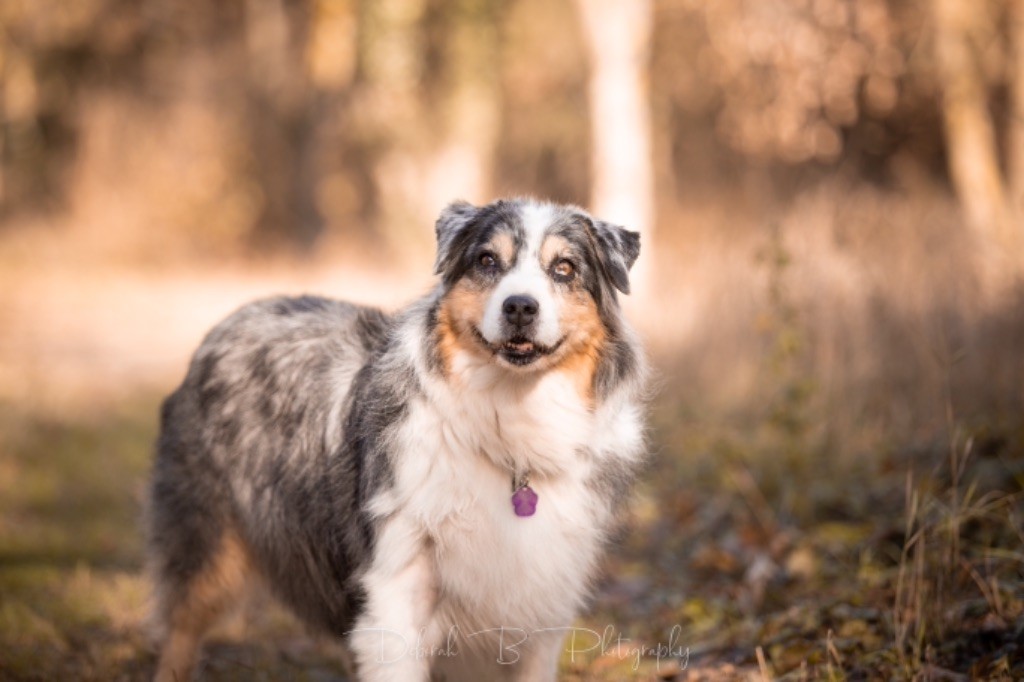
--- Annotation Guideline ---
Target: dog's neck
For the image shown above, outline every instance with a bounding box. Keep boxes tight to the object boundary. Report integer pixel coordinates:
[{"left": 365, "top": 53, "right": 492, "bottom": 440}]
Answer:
[
  {"left": 446, "top": 351, "right": 595, "bottom": 479},
  {"left": 397, "top": 314, "right": 595, "bottom": 479}
]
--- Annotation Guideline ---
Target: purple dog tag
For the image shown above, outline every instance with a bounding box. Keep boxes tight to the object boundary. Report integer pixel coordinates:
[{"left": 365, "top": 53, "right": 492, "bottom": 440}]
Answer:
[{"left": 512, "top": 485, "right": 538, "bottom": 517}]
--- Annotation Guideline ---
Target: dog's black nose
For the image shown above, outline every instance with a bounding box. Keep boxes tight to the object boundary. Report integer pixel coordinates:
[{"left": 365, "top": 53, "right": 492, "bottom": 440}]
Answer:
[{"left": 502, "top": 295, "right": 539, "bottom": 327}]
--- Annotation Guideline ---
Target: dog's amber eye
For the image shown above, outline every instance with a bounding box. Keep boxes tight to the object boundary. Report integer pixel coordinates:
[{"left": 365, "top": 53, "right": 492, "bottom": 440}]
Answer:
[
  {"left": 478, "top": 252, "right": 497, "bottom": 268},
  {"left": 553, "top": 259, "right": 575, "bottom": 280}
]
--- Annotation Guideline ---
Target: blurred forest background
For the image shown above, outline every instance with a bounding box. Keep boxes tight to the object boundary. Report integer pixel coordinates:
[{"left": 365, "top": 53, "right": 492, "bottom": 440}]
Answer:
[{"left": 2, "top": 0, "right": 1024, "bottom": 679}]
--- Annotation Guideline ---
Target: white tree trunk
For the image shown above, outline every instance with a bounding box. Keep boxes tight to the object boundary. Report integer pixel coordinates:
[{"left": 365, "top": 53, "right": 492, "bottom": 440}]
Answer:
[
  {"left": 574, "top": 0, "right": 655, "bottom": 294},
  {"left": 934, "top": 0, "right": 1011, "bottom": 244},
  {"left": 1010, "top": 0, "right": 1024, "bottom": 217}
]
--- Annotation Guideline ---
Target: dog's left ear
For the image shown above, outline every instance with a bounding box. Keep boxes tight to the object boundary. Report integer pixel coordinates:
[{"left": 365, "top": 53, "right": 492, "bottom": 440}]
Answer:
[
  {"left": 591, "top": 220, "right": 641, "bottom": 295},
  {"left": 433, "top": 200, "right": 479, "bottom": 279}
]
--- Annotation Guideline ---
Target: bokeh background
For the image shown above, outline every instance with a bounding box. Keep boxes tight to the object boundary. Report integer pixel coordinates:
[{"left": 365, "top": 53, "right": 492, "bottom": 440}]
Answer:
[{"left": 2, "top": 0, "right": 1023, "bottom": 679}]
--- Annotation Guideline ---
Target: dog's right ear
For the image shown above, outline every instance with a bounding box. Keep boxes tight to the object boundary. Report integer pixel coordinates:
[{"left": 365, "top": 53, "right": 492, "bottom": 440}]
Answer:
[{"left": 433, "top": 200, "right": 480, "bottom": 280}]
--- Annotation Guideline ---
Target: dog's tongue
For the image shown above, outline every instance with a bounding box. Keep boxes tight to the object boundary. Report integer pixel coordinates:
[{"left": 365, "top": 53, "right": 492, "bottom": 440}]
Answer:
[{"left": 507, "top": 340, "right": 535, "bottom": 353}]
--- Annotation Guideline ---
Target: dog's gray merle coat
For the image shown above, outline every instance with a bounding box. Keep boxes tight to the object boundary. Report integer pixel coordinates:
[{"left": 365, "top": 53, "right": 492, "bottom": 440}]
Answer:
[{"left": 148, "top": 198, "right": 647, "bottom": 682}]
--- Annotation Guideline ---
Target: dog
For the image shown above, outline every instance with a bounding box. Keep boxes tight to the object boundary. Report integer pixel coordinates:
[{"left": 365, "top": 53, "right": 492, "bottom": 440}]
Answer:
[{"left": 148, "top": 197, "right": 647, "bottom": 681}]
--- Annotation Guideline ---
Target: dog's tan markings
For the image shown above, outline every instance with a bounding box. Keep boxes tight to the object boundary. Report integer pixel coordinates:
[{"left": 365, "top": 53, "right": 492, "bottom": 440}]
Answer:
[
  {"left": 436, "top": 281, "right": 491, "bottom": 378},
  {"left": 435, "top": 305, "right": 462, "bottom": 380},
  {"left": 555, "top": 292, "right": 606, "bottom": 406},
  {"left": 491, "top": 232, "right": 516, "bottom": 264},
  {"left": 540, "top": 234, "right": 570, "bottom": 267},
  {"left": 540, "top": 233, "right": 607, "bottom": 403},
  {"left": 154, "top": 529, "right": 253, "bottom": 682}
]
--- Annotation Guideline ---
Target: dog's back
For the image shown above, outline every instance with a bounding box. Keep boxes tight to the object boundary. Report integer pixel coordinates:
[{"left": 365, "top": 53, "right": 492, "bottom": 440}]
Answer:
[{"left": 148, "top": 295, "right": 390, "bottom": 681}]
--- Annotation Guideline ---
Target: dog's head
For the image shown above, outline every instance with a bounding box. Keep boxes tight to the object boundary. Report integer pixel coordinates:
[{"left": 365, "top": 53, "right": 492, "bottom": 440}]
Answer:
[{"left": 432, "top": 198, "right": 640, "bottom": 377}]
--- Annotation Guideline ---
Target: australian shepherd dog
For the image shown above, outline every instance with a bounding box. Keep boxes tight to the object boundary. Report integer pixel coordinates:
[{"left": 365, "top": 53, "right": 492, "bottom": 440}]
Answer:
[{"left": 148, "top": 198, "right": 648, "bottom": 681}]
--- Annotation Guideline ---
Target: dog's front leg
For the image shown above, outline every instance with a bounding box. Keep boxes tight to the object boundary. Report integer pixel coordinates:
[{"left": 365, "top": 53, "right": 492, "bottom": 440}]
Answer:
[
  {"left": 510, "top": 629, "right": 565, "bottom": 682},
  {"left": 349, "top": 517, "right": 438, "bottom": 682}
]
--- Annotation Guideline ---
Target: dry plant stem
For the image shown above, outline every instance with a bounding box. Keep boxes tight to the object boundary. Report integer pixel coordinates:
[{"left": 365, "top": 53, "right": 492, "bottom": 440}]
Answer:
[
  {"left": 959, "top": 557, "right": 1005, "bottom": 621},
  {"left": 728, "top": 463, "right": 780, "bottom": 537},
  {"left": 825, "top": 629, "right": 845, "bottom": 681},
  {"left": 894, "top": 469, "right": 924, "bottom": 675},
  {"left": 755, "top": 644, "right": 773, "bottom": 681}
]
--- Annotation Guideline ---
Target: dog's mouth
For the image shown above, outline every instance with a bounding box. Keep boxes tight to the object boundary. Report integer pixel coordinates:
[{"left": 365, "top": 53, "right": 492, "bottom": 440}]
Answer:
[{"left": 472, "top": 328, "right": 564, "bottom": 367}]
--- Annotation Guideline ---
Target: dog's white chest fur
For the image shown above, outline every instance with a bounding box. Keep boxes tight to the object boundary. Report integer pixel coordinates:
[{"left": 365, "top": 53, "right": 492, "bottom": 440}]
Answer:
[
  {"left": 356, "top": 362, "right": 633, "bottom": 669},
  {"left": 422, "top": 449, "right": 601, "bottom": 630},
  {"left": 396, "top": 367, "right": 603, "bottom": 620}
]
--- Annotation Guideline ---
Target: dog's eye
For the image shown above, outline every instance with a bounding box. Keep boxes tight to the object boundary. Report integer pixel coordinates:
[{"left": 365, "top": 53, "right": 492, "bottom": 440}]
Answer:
[
  {"left": 553, "top": 259, "right": 575, "bottom": 281},
  {"left": 478, "top": 252, "right": 497, "bottom": 268}
]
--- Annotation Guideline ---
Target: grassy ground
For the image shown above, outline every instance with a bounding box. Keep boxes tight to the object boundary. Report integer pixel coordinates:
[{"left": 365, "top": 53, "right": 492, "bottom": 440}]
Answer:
[
  {"left": 1, "top": 378, "right": 1021, "bottom": 681},
  {"left": 0, "top": 396, "right": 359, "bottom": 681},
  {"left": 578, "top": 401, "right": 1024, "bottom": 680},
  {"left": 0, "top": 398, "right": 155, "bottom": 681}
]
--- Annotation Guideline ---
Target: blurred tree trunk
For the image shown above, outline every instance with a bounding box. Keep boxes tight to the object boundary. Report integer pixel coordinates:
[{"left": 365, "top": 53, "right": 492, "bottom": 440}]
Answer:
[
  {"left": 353, "top": 0, "right": 428, "bottom": 249},
  {"left": 244, "top": 0, "right": 323, "bottom": 251},
  {"left": 573, "top": 0, "right": 654, "bottom": 293},
  {"left": 421, "top": 0, "right": 499, "bottom": 215},
  {"left": 0, "top": 35, "right": 6, "bottom": 212},
  {"left": 1011, "top": 0, "right": 1024, "bottom": 217},
  {"left": 353, "top": 0, "right": 498, "bottom": 256},
  {"left": 933, "top": 0, "right": 1014, "bottom": 258}
]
